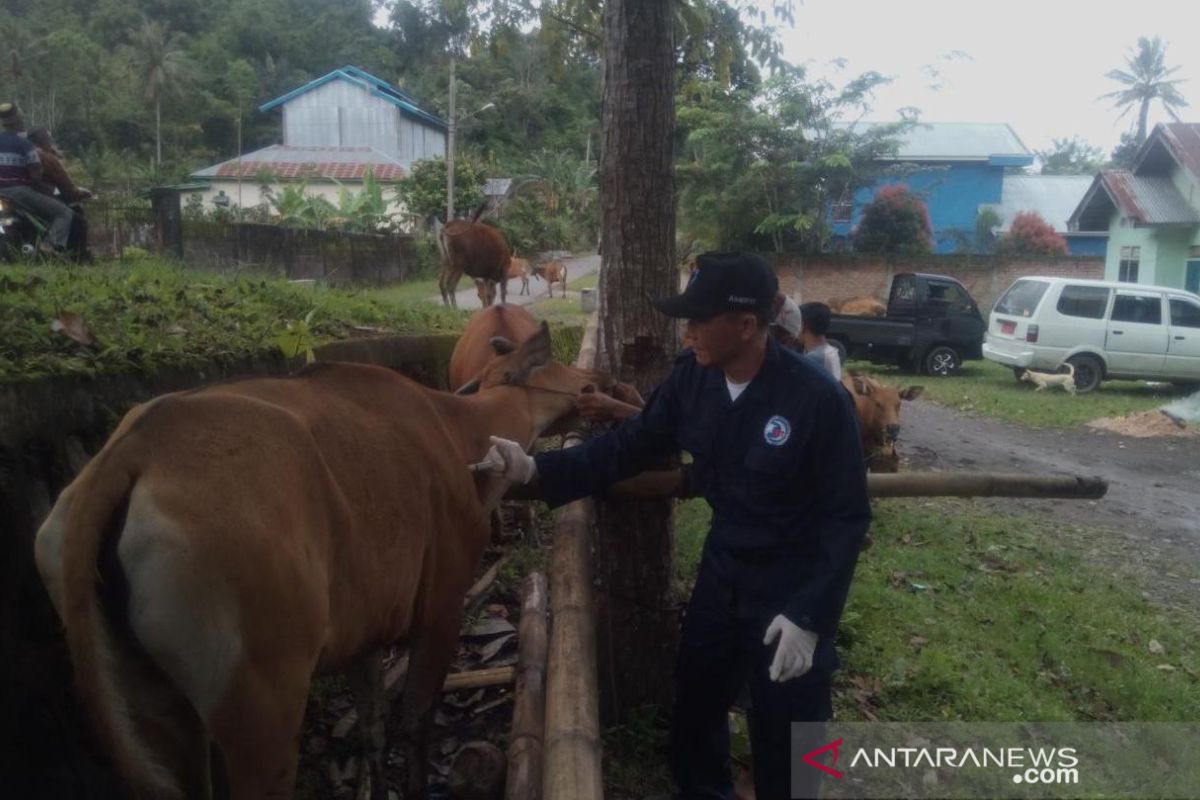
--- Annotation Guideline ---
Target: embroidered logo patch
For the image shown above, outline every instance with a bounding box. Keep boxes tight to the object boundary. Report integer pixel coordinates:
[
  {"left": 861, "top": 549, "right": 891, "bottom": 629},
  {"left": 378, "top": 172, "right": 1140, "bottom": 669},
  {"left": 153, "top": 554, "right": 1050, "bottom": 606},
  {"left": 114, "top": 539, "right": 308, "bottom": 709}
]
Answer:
[{"left": 764, "top": 415, "right": 791, "bottom": 446}]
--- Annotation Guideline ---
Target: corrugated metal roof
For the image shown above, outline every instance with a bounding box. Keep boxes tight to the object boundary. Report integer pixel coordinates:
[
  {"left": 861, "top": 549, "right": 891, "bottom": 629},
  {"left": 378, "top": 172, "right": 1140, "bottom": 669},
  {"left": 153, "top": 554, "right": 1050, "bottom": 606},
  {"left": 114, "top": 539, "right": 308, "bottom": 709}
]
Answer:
[
  {"left": 1099, "top": 171, "right": 1199, "bottom": 225},
  {"left": 988, "top": 175, "right": 1094, "bottom": 233},
  {"left": 259, "top": 66, "right": 446, "bottom": 130},
  {"left": 191, "top": 145, "right": 407, "bottom": 181},
  {"left": 483, "top": 178, "right": 512, "bottom": 197},
  {"left": 1157, "top": 123, "right": 1200, "bottom": 183},
  {"left": 831, "top": 121, "right": 1033, "bottom": 162}
]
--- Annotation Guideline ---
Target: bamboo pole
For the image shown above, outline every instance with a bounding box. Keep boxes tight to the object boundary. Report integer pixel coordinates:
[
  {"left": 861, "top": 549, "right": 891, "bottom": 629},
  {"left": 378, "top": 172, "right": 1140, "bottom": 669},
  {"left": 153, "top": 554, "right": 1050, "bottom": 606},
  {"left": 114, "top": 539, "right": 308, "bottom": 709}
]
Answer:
[
  {"left": 541, "top": 496, "right": 602, "bottom": 800},
  {"left": 464, "top": 554, "right": 510, "bottom": 609},
  {"left": 443, "top": 666, "right": 516, "bottom": 692},
  {"left": 506, "top": 572, "right": 548, "bottom": 800},
  {"left": 510, "top": 470, "right": 1110, "bottom": 502}
]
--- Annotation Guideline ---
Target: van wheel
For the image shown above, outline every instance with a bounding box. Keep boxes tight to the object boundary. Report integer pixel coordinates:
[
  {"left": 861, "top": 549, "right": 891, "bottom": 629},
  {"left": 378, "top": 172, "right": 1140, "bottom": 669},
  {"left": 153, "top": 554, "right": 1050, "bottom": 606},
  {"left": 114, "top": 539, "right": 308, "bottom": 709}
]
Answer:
[
  {"left": 923, "top": 345, "right": 960, "bottom": 377},
  {"left": 829, "top": 338, "right": 848, "bottom": 366},
  {"left": 1067, "top": 354, "right": 1103, "bottom": 393}
]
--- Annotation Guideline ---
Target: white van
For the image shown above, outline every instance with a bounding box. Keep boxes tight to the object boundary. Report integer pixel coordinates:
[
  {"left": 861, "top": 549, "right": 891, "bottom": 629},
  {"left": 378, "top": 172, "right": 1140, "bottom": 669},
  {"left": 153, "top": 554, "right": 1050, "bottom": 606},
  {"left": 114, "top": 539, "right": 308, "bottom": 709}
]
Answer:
[{"left": 982, "top": 277, "right": 1200, "bottom": 392}]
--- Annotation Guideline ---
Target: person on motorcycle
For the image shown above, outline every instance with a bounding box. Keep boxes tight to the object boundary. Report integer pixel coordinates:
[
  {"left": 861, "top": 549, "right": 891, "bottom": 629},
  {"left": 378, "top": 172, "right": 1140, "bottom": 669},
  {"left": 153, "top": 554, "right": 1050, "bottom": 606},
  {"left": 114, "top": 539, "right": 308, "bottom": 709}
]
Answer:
[
  {"left": 0, "top": 102, "right": 75, "bottom": 254},
  {"left": 28, "top": 127, "right": 90, "bottom": 204}
]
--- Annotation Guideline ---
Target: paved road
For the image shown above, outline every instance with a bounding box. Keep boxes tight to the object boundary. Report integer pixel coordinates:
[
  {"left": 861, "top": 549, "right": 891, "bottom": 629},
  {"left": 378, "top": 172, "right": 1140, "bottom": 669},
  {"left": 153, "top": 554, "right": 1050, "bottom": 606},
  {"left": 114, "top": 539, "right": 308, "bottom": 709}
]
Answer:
[{"left": 433, "top": 253, "right": 601, "bottom": 310}]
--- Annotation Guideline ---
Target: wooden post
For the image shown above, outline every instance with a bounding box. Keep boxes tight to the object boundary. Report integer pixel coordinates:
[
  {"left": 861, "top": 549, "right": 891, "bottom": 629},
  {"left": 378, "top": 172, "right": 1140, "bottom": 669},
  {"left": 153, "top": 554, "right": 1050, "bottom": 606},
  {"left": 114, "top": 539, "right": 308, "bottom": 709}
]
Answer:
[{"left": 506, "top": 572, "right": 548, "bottom": 800}]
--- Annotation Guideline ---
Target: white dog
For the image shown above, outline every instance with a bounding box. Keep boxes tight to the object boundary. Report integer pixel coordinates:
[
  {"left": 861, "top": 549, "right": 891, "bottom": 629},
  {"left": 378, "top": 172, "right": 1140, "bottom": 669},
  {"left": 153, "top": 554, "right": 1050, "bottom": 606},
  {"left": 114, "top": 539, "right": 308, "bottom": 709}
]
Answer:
[{"left": 1020, "top": 363, "right": 1076, "bottom": 395}]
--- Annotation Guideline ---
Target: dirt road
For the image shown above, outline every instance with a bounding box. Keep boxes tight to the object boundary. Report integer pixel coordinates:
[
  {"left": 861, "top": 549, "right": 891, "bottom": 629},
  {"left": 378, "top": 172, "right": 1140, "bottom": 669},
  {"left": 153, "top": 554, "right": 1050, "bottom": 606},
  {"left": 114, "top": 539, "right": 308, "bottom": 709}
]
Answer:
[{"left": 899, "top": 399, "right": 1200, "bottom": 605}]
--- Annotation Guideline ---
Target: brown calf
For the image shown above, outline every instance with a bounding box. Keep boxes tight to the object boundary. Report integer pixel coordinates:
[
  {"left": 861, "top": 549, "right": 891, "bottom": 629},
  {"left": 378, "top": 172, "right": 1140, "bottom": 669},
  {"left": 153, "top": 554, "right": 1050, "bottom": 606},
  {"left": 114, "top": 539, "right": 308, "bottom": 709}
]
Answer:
[
  {"left": 507, "top": 256, "right": 531, "bottom": 296},
  {"left": 841, "top": 372, "right": 924, "bottom": 472},
  {"left": 34, "top": 324, "right": 604, "bottom": 800},
  {"left": 531, "top": 260, "right": 568, "bottom": 298},
  {"left": 437, "top": 205, "right": 512, "bottom": 308}
]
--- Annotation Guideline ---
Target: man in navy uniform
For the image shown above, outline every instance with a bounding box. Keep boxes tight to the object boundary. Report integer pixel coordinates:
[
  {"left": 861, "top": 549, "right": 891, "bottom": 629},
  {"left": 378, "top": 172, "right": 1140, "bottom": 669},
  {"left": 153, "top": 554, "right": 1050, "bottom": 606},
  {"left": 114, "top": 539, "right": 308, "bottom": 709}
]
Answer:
[{"left": 479, "top": 252, "right": 871, "bottom": 799}]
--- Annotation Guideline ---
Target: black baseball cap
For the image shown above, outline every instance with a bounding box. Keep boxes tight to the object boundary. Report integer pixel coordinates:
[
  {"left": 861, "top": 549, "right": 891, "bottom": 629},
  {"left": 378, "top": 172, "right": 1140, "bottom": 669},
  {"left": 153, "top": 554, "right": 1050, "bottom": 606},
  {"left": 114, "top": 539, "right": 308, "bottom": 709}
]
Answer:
[{"left": 653, "top": 251, "right": 778, "bottom": 319}]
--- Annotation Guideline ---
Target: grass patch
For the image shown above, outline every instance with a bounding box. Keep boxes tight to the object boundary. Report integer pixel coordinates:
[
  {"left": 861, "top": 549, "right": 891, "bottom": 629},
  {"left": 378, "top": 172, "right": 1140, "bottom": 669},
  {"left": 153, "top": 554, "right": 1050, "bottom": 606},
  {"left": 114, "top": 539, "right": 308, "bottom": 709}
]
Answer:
[
  {"left": 847, "top": 357, "right": 1188, "bottom": 428},
  {"left": 355, "top": 277, "right": 442, "bottom": 305},
  {"left": 0, "top": 261, "right": 467, "bottom": 381},
  {"left": 671, "top": 496, "right": 1200, "bottom": 722}
]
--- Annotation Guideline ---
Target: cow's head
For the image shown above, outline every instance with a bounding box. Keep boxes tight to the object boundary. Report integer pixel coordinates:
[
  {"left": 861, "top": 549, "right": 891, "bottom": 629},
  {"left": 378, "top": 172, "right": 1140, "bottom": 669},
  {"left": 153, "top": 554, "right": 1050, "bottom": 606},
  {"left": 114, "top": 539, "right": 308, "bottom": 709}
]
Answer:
[
  {"left": 842, "top": 373, "right": 923, "bottom": 473},
  {"left": 456, "top": 322, "right": 612, "bottom": 432}
]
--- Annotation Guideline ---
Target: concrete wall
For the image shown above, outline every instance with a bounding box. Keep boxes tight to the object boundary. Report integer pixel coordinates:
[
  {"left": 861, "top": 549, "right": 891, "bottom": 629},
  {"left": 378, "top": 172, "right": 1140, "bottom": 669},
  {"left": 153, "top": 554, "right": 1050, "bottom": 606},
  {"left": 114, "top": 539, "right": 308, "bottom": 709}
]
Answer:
[{"left": 772, "top": 253, "right": 1105, "bottom": 312}]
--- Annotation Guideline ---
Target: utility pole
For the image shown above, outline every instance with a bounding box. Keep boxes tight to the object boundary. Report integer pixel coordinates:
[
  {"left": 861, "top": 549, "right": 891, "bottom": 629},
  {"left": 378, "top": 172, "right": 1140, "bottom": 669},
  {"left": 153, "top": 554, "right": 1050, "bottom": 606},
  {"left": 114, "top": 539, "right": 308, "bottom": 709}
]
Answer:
[{"left": 446, "top": 56, "right": 456, "bottom": 222}]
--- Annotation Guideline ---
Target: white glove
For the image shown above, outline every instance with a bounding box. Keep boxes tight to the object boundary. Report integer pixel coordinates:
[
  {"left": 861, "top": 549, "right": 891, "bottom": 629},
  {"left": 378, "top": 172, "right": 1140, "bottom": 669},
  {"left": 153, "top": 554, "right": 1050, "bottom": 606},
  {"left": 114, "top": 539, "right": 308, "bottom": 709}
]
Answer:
[
  {"left": 764, "top": 615, "right": 819, "bottom": 682},
  {"left": 471, "top": 436, "right": 537, "bottom": 484}
]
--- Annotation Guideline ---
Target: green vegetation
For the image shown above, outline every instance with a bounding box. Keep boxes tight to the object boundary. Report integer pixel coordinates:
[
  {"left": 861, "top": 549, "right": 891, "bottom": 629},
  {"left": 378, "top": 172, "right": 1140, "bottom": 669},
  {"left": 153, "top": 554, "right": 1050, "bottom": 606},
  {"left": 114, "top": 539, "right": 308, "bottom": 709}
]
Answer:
[
  {"left": 672, "top": 496, "right": 1200, "bottom": 724},
  {"left": 0, "top": 260, "right": 465, "bottom": 381},
  {"left": 847, "top": 357, "right": 1189, "bottom": 428}
]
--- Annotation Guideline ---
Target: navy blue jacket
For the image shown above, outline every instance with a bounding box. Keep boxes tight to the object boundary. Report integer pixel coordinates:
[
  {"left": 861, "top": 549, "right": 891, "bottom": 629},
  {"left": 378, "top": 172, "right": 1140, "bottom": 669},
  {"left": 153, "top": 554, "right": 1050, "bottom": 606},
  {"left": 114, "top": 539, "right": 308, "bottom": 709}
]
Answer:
[{"left": 534, "top": 337, "right": 871, "bottom": 665}]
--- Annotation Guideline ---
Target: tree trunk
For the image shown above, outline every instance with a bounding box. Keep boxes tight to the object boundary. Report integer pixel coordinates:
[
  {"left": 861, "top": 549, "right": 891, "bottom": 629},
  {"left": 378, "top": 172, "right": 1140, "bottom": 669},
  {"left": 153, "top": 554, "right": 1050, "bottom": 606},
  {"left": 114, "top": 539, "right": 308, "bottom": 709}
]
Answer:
[
  {"left": 155, "top": 97, "right": 162, "bottom": 173},
  {"left": 1137, "top": 98, "right": 1150, "bottom": 144},
  {"left": 595, "top": 0, "right": 679, "bottom": 723}
]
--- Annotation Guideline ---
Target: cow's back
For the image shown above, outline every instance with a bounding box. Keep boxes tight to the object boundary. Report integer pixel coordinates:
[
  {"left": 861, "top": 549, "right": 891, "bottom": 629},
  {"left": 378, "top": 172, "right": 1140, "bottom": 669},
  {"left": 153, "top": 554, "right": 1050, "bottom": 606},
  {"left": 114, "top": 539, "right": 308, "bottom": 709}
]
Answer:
[{"left": 180, "top": 363, "right": 487, "bottom": 664}]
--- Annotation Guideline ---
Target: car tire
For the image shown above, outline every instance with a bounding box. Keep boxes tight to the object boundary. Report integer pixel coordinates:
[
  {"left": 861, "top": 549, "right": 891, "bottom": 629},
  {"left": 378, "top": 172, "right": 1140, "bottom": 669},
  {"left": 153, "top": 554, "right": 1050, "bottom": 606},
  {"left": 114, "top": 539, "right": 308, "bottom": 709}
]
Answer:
[
  {"left": 829, "top": 338, "right": 848, "bottom": 367},
  {"left": 1066, "top": 354, "right": 1103, "bottom": 393},
  {"left": 923, "top": 345, "right": 960, "bottom": 377}
]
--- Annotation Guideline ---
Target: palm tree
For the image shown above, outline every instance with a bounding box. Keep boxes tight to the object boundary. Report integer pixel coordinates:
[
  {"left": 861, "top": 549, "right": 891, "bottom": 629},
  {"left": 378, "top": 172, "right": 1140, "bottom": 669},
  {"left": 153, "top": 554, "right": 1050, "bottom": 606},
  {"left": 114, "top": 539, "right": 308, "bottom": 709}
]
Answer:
[
  {"left": 1102, "top": 36, "right": 1188, "bottom": 145},
  {"left": 129, "top": 22, "right": 194, "bottom": 172}
]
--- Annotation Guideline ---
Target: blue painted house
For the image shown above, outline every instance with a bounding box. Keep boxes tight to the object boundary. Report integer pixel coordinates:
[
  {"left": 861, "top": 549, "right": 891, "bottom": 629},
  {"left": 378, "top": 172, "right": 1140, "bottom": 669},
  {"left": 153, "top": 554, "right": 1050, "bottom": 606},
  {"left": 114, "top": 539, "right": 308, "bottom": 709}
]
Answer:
[{"left": 827, "top": 122, "right": 1094, "bottom": 254}]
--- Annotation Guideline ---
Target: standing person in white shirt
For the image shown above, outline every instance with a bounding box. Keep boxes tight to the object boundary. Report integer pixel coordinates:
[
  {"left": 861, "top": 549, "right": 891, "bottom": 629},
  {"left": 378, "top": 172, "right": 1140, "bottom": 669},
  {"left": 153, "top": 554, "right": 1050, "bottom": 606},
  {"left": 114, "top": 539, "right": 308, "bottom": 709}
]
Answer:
[{"left": 798, "top": 302, "right": 842, "bottom": 380}]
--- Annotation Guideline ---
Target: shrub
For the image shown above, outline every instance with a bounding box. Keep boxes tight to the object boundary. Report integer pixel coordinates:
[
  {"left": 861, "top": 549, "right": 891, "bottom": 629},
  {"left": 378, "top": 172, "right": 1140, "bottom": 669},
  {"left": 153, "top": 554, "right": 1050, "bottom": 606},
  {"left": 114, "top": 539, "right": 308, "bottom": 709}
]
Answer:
[
  {"left": 994, "top": 211, "right": 1068, "bottom": 256},
  {"left": 853, "top": 185, "right": 933, "bottom": 255}
]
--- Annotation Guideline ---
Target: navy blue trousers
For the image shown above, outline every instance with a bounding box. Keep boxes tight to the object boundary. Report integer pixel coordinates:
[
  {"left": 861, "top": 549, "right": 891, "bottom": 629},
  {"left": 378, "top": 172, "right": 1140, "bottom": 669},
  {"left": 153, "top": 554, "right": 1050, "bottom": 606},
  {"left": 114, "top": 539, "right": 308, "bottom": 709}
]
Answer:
[{"left": 670, "top": 555, "right": 832, "bottom": 800}]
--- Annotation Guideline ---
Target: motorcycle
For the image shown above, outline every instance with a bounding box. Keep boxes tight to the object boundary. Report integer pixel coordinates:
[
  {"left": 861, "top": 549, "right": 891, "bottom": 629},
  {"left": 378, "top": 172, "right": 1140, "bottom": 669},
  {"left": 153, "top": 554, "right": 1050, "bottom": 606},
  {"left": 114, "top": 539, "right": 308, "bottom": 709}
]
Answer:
[{"left": 0, "top": 191, "right": 94, "bottom": 263}]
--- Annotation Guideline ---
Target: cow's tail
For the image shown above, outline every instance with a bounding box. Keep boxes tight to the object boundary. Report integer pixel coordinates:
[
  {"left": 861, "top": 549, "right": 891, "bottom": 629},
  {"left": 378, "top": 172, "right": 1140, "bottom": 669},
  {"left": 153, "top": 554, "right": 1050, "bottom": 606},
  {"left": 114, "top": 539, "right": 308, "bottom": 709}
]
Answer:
[
  {"left": 469, "top": 200, "right": 489, "bottom": 224},
  {"left": 58, "top": 458, "right": 188, "bottom": 799}
]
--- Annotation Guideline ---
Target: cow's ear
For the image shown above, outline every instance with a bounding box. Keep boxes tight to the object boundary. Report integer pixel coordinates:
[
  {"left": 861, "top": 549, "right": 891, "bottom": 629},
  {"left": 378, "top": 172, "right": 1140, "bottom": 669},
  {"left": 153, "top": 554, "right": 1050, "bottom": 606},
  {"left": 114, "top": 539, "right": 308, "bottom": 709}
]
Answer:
[
  {"left": 853, "top": 376, "right": 872, "bottom": 395},
  {"left": 508, "top": 322, "right": 553, "bottom": 385},
  {"left": 490, "top": 336, "right": 518, "bottom": 355},
  {"left": 900, "top": 385, "right": 924, "bottom": 401}
]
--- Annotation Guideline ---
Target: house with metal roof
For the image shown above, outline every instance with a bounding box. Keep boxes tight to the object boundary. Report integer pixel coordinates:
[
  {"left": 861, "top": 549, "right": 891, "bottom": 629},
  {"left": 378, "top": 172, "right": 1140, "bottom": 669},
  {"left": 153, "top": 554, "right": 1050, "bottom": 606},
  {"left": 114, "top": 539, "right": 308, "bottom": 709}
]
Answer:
[
  {"left": 1069, "top": 123, "right": 1200, "bottom": 293},
  {"left": 829, "top": 122, "right": 1038, "bottom": 254},
  {"left": 185, "top": 66, "right": 447, "bottom": 221},
  {"left": 983, "top": 174, "right": 1106, "bottom": 257}
]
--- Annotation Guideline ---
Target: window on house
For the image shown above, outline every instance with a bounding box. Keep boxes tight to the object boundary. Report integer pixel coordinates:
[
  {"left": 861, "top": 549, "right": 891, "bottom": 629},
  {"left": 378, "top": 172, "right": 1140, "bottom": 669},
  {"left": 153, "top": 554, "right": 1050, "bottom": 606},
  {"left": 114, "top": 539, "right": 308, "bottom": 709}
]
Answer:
[
  {"left": 831, "top": 199, "right": 853, "bottom": 223},
  {"left": 1118, "top": 246, "right": 1140, "bottom": 283},
  {"left": 1111, "top": 293, "right": 1162, "bottom": 325},
  {"left": 1056, "top": 285, "right": 1110, "bottom": 319},
  {"left": 1170, "top": 299, "right": 1200, "bottom": 328}
]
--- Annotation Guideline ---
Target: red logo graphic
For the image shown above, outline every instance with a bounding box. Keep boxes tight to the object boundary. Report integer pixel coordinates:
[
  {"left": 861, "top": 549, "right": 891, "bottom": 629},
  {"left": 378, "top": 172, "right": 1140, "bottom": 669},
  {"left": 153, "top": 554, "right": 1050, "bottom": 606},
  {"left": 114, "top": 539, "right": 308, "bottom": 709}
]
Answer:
[{"left": 802, "top": 738, "right": 845, "bottom": 779}]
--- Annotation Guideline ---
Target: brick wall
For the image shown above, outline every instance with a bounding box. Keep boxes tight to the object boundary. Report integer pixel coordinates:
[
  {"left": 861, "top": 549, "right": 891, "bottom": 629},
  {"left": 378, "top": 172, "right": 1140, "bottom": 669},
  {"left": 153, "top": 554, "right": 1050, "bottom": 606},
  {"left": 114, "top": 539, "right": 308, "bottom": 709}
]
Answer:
[{"left": 771, "top": 254, "right": 1105, "bottom": 311}]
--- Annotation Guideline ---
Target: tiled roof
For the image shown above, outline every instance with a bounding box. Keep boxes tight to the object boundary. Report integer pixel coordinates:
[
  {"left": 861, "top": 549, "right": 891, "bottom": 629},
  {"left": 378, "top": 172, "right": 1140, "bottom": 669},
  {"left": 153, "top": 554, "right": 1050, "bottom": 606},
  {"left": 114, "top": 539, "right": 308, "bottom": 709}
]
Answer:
[
  {"left": 831, "top": 121, "right": 1033, "bottom": 163},
  {"left": 191, "top": 145, "right": 406, "bottom": 182}
]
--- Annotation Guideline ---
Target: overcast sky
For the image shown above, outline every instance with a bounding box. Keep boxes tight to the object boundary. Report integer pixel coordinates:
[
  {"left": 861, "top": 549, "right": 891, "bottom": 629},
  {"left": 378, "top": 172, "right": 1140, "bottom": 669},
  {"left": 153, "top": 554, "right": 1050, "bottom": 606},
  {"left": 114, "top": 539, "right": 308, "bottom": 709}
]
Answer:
[{"left": 773, "top": 0, "right": 1198, "bottom": 156}]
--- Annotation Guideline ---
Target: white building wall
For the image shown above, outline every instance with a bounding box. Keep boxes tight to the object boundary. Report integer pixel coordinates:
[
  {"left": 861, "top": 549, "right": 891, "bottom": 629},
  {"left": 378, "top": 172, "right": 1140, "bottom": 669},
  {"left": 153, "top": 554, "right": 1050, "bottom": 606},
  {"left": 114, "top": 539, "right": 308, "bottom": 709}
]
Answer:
[{"left": 183, "top": 180, "right": 409, "bottom": 225}]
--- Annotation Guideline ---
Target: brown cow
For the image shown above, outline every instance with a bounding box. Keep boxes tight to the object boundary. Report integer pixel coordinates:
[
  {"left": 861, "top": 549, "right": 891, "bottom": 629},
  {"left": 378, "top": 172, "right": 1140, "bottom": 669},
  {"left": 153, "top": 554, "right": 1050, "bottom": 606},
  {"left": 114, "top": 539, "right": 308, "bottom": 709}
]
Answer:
[
  {"left": 34, "top": 323, "right": 606, "bottom": 800},
  {"left": 449, "top": 303, "right": 540, "bottom": 392},
  {"left": 841, "top": 372, "right": 923, "bottom": 472},
  {"left": 507, "top": 255, "right": 531, "bottom": 296},
  {"left": 437, "top": 204, "right": 512, "bottom": 308},
  {"left": 830, "top": 296, "right": 887, "bottom": 317},
  {"left": 531, "top": 260, "right": 568, "bottom": 298}
]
